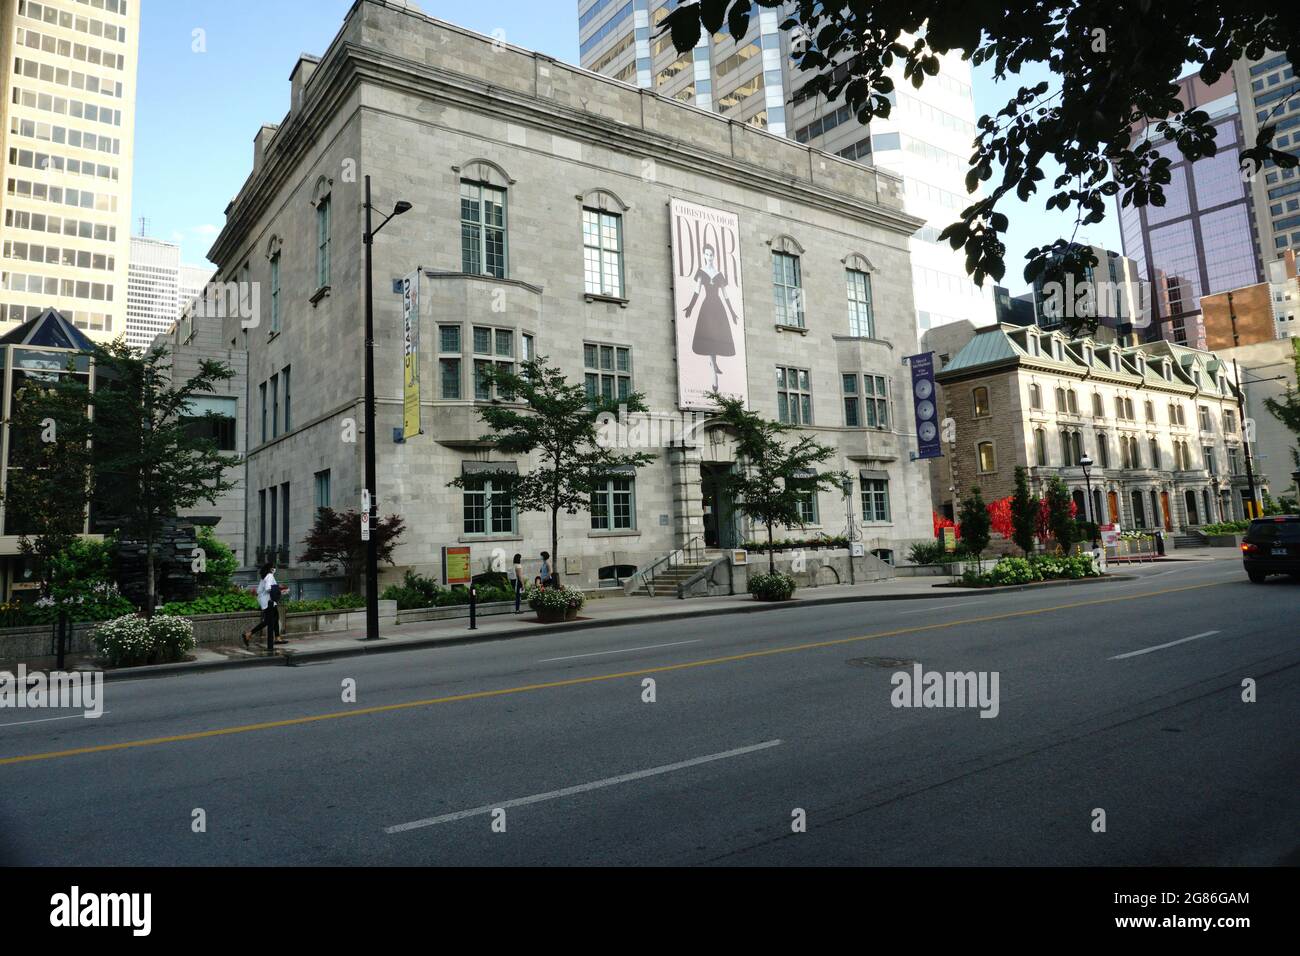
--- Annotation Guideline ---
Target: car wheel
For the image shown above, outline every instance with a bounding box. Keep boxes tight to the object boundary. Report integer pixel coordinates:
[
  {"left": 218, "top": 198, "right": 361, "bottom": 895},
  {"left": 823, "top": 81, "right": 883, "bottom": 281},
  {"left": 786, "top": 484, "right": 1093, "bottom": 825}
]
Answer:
[{"left": 1247, "top": 570, "right": 1267, "bottom": 583}]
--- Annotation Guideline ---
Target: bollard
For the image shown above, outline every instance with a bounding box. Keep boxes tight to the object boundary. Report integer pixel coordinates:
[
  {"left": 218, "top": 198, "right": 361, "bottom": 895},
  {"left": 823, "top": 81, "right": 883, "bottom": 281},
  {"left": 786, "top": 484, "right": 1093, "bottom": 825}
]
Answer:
[
  {"left": 55, "top": 611, "right": 69, "bottom": 671},
  {"left": 469, "top": 585, "right": 477, "bottom": 631}
]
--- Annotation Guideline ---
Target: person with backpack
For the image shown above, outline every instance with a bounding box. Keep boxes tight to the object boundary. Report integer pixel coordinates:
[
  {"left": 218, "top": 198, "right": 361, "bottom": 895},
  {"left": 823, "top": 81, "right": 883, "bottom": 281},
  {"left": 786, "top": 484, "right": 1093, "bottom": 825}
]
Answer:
[
  {"left": 538, "top": 551, "right": 554, "bottom": 588},
  {"left": 243, "top": 563, "right": 284, "bottom": 652}
]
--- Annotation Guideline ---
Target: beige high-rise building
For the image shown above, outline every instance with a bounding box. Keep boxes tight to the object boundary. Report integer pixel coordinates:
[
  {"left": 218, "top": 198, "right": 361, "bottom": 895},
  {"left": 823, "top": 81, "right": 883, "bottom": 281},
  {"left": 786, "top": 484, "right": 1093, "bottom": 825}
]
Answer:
[
  {"left": 125, "top": 235, "right": 213, "bottom": 351},
  {"left": 0, "top": 0, "right": 140, "bottom": 341}
]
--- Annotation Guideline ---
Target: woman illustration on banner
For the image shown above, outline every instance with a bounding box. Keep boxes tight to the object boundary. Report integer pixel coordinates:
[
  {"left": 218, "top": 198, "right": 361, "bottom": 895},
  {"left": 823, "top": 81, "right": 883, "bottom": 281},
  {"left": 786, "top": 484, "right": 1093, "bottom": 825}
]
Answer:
[{"left": 683, "top": 243, "right": 741, "bottom": 392}]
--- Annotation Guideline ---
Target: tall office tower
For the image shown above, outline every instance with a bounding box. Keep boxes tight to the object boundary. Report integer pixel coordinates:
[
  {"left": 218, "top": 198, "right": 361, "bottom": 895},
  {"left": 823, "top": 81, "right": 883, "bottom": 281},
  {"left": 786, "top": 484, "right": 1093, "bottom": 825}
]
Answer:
[
  {"left": 1029, "top": 243, "right": 1147, "bottom": 335},
  {"left": 0, "top": 0, "right": 140, "bottom": 340},
  {"left": 125, "top": 236, "right": 215, "bottom": 352},
  {"left": 1233, "top": 54, "right": 1300, "bottom": 260},
  {"left": 578, "top": 1, "right": 995, "bottom": 336},
  {"left": 125, "top": 235, "right": 179, "bottom": 351},
  {"left": 1117, "top": 69, "right": 1264, "bottom": 349}
]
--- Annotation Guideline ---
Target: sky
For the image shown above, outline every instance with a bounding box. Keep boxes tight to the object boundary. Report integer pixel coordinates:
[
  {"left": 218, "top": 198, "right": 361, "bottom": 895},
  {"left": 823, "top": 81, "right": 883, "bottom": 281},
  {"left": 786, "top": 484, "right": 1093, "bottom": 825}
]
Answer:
[{"left": 134, "top": 0, "right": 1120, "bottom": 294}]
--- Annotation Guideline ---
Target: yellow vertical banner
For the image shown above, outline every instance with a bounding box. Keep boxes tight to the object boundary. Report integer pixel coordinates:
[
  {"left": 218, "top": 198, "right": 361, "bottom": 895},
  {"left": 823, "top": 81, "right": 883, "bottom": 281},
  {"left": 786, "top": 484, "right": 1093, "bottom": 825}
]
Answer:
[{"left": 402, "top": 270, "right": 421, "bottom": 440}]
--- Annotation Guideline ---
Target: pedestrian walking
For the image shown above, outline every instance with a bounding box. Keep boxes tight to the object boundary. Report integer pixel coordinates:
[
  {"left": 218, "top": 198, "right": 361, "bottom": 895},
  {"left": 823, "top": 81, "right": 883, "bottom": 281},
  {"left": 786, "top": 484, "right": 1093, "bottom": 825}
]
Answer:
[
  {"left": 538, "top": 551, "right": 554, "bottom": 588},
  {"left": 243, "top": 563, "right": 285, "bottom": 652},
  {"left": 512, "top": 552, "right": 525, "bottom": 612}
]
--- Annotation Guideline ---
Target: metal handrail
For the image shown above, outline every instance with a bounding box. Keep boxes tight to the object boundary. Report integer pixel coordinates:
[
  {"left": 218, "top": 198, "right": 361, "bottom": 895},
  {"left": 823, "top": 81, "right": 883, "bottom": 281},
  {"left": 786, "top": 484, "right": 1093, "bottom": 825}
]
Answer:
[{"left": 625, "top": 535, "right": 705, "bottom": 597}]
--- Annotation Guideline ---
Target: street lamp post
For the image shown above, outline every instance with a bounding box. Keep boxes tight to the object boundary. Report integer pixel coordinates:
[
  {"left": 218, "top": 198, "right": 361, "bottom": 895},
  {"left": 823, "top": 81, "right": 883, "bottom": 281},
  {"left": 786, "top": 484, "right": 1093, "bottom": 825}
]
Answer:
[
  {"left": 1080, "top": 454, "right": 1098, "bottom": 549},
  {"left": 361, "top": 175, "right": 412, "bottom": 642}
]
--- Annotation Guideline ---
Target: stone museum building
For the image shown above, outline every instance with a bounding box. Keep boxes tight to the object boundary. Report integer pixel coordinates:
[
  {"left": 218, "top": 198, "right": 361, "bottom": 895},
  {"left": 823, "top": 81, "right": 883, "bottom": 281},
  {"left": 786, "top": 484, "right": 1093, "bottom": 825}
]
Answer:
[{"left": 202, "top": 0, "right": 935, "bottom": 590}]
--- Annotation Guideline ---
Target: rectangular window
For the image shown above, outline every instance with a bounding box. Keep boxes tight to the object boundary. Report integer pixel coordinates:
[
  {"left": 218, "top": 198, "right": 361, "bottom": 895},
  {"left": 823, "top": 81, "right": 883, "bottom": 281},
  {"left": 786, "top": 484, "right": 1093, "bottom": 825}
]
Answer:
[
  {"left": 268, "top": 484, "right": 278, "bottom": 550},
  {"left": 282, "top": 365, "right": 291, "bottom": 432},
  {"left": 863, "top": 374, "right": 889, "bottom": 428},
  {"left": 1227, "top": 445, "right": 1241, "bottom": 475},
  {"left": 314, "top": 469, "right": 331, "bottom": 514},
  {"left": 181, "top": 395, "right": 237, "bottom": 452},
  {"left": 842, "top": 373, "right": 860, "bottom": 427},
  {"left": 582, "top": 208, "right": 623, "bottom": 297},
  {"left": 471, "top": 326, "right": 514, "bottom": 401},
  {"left": 439, "top": 324, "right": 461, "bottom": 400},
  {"left": 861, "top": 478, "right": 891, "bottom": 522},
  {"left": 846, "top": 269, "right": 873, "bottom": 337},
  {"left": 461, "top": 181, "right": 506, "bottom": 278},
  {"left": 280, "top": 482, "right": 290, "bottom": 560},
  {"left": 591, "top": 477, "right": 636, "bottom": 530},
  {"left": 1223, "top": 409, "right": 1237, "bottom": 433},
  {"left": 316, "top": 195, "right": 331, "bottom": 288},
  {"left": 796, "top": 486, "right": 819, "bottom": 525},
  {"left": 584, "top": 342, "right": 632, "bottom": 404},
  {"left": 777, "top": 365, "right": 812, "bottom": 424},
  {"left": 269, "top": 252, "right": 280, "bottom": 333},
  {"left": 772, "top": 252, "right": 804, "bottom": 327},
  {"left": 1199, "top": 406, "right": 1212, "bottom": 432},
  {"left": 463, "top": 477, "right": 515, "bottom": 535},
  {"left": 270, "top": 373, "right": 279, "bottom": 439},
  {"left": 258, "top": 489, "right": 266, "bottom": 552},
  {"left": 259, "top": 381, "right": 267, "bottom": 444},
  {"left": 1204, "top": 445, "right": 1217, "bottom": 476}
]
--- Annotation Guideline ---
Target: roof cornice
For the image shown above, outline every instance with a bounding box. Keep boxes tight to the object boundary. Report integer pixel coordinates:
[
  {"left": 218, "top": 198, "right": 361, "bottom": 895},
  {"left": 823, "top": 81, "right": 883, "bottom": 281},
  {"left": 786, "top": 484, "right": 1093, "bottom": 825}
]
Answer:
[{"left": 211, "top": 34, "right": 924, "bottom": 265}]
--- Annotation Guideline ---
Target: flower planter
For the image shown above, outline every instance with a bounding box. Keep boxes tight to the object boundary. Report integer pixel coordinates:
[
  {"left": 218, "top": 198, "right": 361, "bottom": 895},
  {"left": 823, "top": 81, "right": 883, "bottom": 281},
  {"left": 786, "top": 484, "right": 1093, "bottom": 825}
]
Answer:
[{"left": 536, "top": 607, "right": 568, "bottom": 624}]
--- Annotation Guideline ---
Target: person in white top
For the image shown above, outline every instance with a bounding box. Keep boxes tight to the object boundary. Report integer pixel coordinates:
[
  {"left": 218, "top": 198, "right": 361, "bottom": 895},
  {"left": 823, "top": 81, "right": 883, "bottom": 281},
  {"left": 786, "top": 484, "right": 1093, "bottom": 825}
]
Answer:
[{"left": 243, "top": 563, "right": 284, "bottom": 651}]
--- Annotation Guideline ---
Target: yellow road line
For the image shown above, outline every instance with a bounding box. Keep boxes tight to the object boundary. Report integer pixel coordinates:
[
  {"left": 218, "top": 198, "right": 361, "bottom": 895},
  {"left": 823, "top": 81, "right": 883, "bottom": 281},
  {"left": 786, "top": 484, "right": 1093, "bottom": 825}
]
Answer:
[{"left": 0, "top": 579, "right": 1227, "bottom": 767}]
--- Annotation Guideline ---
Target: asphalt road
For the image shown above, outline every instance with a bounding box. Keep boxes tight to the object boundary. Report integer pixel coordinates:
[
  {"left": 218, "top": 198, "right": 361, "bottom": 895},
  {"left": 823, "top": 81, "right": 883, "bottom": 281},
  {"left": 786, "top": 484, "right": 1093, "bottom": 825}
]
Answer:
[{"left": 1, "top": 558, "right": 1295, "bottom": 866}]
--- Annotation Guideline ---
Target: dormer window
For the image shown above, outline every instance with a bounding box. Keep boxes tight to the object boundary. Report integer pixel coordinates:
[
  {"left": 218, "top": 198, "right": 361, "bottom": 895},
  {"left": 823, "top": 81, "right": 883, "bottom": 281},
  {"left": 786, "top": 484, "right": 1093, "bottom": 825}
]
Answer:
[
  {"left": 1084, "top": 345, "right": 1094, "bottom": 364},
  {"left": 1027, "top": 333, "right": 1040, "bottom": 356},
  {"left": 1051, "top": 339, "right": 1063, "bottom": 361}
]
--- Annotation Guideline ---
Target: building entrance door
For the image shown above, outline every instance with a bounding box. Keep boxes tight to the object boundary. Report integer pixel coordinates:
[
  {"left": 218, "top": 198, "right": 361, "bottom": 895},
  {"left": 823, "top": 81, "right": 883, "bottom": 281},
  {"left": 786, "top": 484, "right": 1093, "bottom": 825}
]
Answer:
[
  {"left": 1107, "top": 491, "right": 1119, "bottom": 524},
  {"left": 700, "top": 463, "right": 736, "bottom": 549},
  {"left": 1160, "top": 491, "right": 1172, "bottom": 531}
]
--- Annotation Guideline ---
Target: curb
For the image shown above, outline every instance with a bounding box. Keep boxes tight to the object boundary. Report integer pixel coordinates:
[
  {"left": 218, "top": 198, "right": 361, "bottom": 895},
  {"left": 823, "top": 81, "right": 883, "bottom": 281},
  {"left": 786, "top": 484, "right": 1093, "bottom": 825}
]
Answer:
[{"left": 92, "top": 572, "right": 1139, "bottom": 679}]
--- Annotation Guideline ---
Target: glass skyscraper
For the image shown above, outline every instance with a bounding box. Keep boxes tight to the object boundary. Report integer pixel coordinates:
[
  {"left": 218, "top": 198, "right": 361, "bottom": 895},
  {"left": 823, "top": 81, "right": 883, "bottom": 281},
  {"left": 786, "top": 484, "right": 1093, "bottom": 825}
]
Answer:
[{"left": 578, "top": 0, "right": 995, "bottom": 337}]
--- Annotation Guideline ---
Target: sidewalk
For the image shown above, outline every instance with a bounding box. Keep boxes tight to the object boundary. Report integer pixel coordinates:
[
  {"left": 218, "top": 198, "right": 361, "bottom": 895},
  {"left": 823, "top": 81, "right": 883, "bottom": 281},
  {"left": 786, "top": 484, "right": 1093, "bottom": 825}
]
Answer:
[
  {"left": 77, "top": 547, "right": 1238, "bottom": 681},
  {"left": 79, "top": 565, "right": 1167, "bottom": 680}
]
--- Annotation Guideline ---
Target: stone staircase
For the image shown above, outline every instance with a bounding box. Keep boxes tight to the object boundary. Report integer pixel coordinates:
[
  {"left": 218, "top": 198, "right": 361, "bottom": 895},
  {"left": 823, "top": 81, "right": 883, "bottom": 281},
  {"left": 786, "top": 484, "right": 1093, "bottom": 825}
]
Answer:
[
  {"left": 627, "top": 560, "right": 717, "bottom": 597},
  {"left": 1170, "top": 533, "right": 1204, "bottom": 550}
]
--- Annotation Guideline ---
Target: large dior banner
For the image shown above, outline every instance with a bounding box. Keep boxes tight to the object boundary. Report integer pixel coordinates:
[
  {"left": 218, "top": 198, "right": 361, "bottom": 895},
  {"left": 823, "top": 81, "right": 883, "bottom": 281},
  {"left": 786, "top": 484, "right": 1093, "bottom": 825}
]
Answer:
[{"left": 670, "top": 198, "right": 748, "bottom": 411}]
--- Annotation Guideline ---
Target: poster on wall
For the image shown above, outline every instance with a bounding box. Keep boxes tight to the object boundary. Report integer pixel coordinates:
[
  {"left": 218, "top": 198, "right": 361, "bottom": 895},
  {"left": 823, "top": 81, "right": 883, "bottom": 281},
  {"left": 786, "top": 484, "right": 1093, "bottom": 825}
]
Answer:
[
  {"left": 401, "top": 269, "right": 421, "bottom": 440},
  {"left": 670, "top": 198, "right": 748, "bottom": 411}
]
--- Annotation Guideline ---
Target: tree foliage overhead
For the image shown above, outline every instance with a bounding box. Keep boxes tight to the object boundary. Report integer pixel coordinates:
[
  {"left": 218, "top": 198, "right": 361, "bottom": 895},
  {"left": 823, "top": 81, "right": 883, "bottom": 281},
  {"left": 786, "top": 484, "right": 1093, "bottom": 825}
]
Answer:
[{"left": 664, "top": 1, "right": 1300, "bottom": 333}]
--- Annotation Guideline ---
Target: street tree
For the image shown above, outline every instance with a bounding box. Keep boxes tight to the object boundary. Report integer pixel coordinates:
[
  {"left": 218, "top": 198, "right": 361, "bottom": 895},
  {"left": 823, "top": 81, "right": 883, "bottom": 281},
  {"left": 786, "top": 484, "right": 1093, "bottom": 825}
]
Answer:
[
  {"left": 89, "top": 340, "right": 241, "bottom": 616},
  {"left": 0, "top": 365, "right": 94, "bottom": 596},
  {"left": 707, "top": 391, "right": 847, "bottom": 574},
  {"left": 1010, "top": 466, "right": 1039, "bottom": 556},
  {"left": 299, "top": 508, "right": 406, "bottom": 593},
  {"left": 663, "top": 1, "right": 1300, "bottom": 334},
  {"left": 958, "top": 485, "right": 992, "bottom": 567},
  {"left": 448, "top": 358, "right": 655, "bottom": 585},
  {"left": 1044, "top": 476, "right": 1077, "bottom": 553}
]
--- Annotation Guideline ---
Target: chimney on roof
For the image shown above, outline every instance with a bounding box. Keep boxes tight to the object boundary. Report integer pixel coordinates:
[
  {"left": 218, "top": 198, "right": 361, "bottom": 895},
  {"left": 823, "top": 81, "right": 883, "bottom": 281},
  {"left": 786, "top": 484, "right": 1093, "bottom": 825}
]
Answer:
[
  {"left": 289, "top": 55, "right": 321, "bottom": 116},
  {"left": 253, "top": 124, "right": 279, "bottom": 174}
]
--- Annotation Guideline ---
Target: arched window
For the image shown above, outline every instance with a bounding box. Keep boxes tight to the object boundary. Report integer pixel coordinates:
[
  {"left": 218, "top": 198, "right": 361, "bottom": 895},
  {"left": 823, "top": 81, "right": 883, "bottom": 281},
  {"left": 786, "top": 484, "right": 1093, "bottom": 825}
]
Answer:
[
  {"left": 1035, "top": 428, "right": 1047, "bottom": 466},
  {"left": 1092, "top": 392, "right": 1103, "bottom": 417},
  {"left": 977, "top": 441, "right": 996, "bottom": 473},
  {"left": 1131, "top": 490, "right": 1147, "bottom": 528},
  {"left": 972, "top": 386, "right": 990, "bottom": 416},
  {"left": 1149, "top": 438, "right": 1160, "bottom": 469},
  {"left": 1067, "top": 389, "right": 1078, "bottom": 414},
  {"left": 1185, "top": 490, "right": 1198, "bottom": 525},
  {"left": 311, "top": 176, "right": 333, "bottom": 290},
  {"left": 1056, "top": 387, "right": 1067, "bottom": 411},
  {"left": 1072, "top": 431, "right": 1083, "bottom": 463},
  {"left": 1073, "top": 489, "right": 1086, "bottom": 517},
  {"left": 1029, "top": 383, "right": 1042, "bottom": 410}
]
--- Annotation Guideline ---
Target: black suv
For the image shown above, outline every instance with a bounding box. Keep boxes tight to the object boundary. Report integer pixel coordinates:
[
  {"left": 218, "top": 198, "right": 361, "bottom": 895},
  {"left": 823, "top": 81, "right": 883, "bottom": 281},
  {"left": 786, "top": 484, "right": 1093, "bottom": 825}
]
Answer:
[{"left": 1241, "top": 515, "right": 1300, "bottom": 583}]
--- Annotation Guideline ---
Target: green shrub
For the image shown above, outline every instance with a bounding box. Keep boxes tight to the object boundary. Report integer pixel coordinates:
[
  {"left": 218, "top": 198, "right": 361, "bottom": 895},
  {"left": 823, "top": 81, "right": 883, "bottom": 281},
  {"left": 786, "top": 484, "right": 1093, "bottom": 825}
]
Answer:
[
  {"left": 149, "top": 614, "right": 196, "bottom": 663},
  {"left": 195, "top": 527, "right": 239, "bottom": 593},
  {"left": 961, "top": 554, "right": 1099, "bottom": 587},
  {"left": 159, "top": 590, "right": 259, "bottom": 616},
  {"left": 907, "top": 541, "right": 947, "bottom": 565},
  {"left": 283, "top": 593, "right": 365, "bottom": 614},
  {"left": 748, "top": 571, "right": 796, "bottom": 601},
  {"left": 1200, "top": 521, "right": 1250, "bottom": 535},
  {"left": 381, "top": 570, "right": 443, "bottom": 610}
]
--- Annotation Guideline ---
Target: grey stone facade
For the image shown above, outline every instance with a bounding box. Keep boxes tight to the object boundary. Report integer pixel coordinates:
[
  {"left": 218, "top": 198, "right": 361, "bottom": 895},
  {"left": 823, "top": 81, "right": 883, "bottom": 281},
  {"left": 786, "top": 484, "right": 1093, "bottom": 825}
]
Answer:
[{"left": 206, "top": 0, "right": 934, "bottom": 590}]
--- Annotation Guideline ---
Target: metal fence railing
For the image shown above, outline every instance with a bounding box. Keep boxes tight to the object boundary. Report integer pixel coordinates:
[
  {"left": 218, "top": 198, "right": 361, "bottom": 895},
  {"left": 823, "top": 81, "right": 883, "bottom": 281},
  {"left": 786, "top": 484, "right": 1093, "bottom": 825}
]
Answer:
[{"left": 1104, "top": 534, "right": 1161, "bottom": 563}]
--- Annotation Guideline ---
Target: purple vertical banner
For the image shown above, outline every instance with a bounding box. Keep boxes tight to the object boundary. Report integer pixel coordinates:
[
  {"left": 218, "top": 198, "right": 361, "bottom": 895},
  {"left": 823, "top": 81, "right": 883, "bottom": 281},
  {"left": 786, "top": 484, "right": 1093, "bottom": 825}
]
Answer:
[{"left": 908, "top": 351, "right": 942, "bottom": 460}]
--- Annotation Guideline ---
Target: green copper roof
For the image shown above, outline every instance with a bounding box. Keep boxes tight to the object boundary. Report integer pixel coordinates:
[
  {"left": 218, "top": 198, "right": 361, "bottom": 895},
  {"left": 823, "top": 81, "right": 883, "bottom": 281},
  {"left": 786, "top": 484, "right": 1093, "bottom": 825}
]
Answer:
[{"left": 939, "top": 329, "right": 1023, "bottom": 373}]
